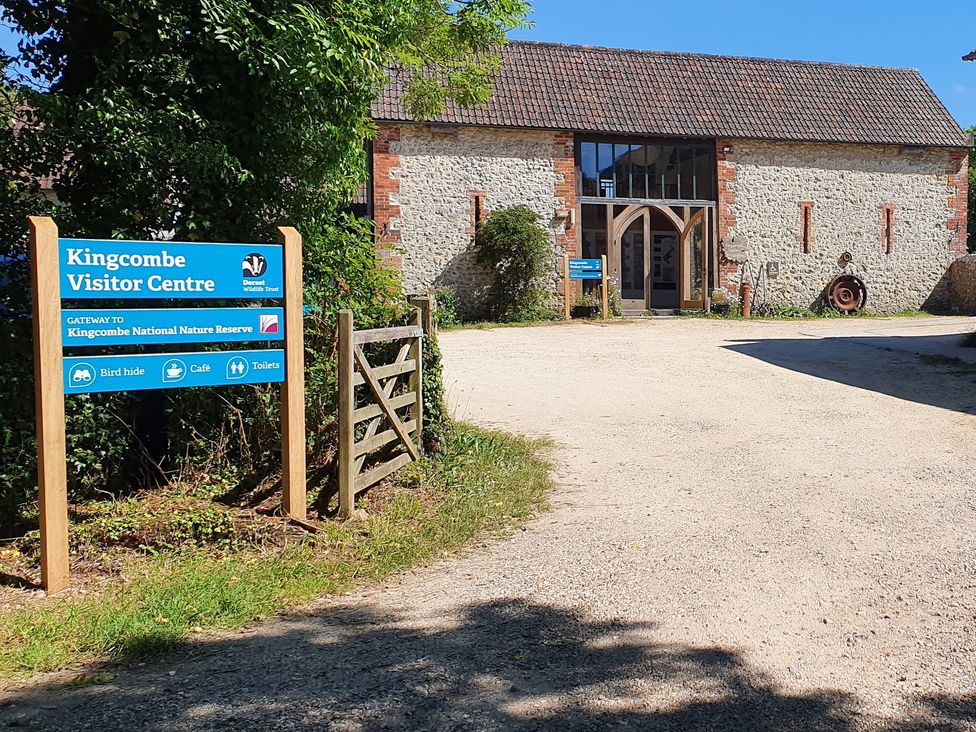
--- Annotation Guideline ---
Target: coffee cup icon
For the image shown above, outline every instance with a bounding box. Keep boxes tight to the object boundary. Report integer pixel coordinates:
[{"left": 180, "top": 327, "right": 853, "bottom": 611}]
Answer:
[{"left": 162, "top": 359, "right": 186, "bottom": 383}]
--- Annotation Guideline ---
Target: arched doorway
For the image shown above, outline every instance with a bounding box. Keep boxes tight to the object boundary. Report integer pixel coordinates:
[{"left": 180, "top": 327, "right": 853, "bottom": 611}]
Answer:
[
  {"left": 612, "top": 206, "right": 650, "bottom": 309},
  {"left": 679, "top": 208, "right": 707, "bottom": 309},
  {"left": 607, "top": 204, "right": 708, "bottom": 311}
]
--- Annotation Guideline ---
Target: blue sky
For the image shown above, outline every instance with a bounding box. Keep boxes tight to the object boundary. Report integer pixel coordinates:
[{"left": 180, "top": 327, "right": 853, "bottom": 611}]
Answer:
[{"left": 3, "top": 1, "right": 974, "bottom": 127}]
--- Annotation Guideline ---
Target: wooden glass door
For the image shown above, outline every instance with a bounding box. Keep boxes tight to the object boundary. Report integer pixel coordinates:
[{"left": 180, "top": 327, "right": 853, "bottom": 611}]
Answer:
[
  {"left": 680, "top": 208, "right": 707, "bottom": 310},
  {"left": 651, "top": 232, "right": 679, "bottom": 310},
  {"left": 618, "top": 214, "right": 649, "bottom": 309}
]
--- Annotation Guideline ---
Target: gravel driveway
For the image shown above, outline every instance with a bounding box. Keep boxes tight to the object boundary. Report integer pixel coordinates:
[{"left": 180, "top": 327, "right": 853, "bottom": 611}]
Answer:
[{"left": 4, "top": 316, "right": 976, "bottom": 730}]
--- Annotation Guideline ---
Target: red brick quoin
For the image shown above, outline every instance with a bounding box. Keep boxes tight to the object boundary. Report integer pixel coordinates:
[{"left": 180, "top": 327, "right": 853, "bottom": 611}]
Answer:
[
  {"left": 372, "top": 124, "right": 402, "bottom": 268},
  {"left": 881, "top": 203, "right": 896, "bottom": 255},
  {"left": 797, "top": 201, "right": 815, "bottom": 254},
  {"left": 553, "top": 131, "right": 579, "bottom": 301},
  {"left": 553, "top": 131, "right": 578, "bottom": 259},
  {"left": 716, "top": 140, "right": 739, "bottom": 294},
  {"left": 948, "top": 149, "right": 969, "bottom": 257},
  {"left": 464, "top": 189, "right": 488, "bottom": 239}
]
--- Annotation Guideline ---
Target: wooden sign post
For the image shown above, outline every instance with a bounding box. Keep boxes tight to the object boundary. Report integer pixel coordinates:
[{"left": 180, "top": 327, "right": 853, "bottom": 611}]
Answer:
[
  {"left": 29, "top": 216, "right": 69, "bottom": 594},
  {"left": 563, "top": 254, "right": 571, "bottom": 321},
  {"left": 29, "top": 216, "right": 306, "bottom": 591},
  {"left": 600, "top": 254, "right": 609, "bottom": 321},
  {"left": 278, "top": 226, "right": 306, "bottom": 518},
  {"left": 565, "top": 255, "right": 609, "bottom": 321}
]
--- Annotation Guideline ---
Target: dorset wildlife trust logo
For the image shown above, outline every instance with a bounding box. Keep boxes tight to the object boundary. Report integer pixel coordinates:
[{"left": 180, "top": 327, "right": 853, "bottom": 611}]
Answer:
[{"left": 242, "top": 253, "right": 268, "bottom": 278}]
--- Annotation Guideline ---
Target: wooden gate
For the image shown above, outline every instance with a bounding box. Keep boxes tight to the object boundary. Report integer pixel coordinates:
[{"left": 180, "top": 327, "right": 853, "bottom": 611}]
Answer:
[{"left": 337, "top": 298, "right": 430, "bottom": 518}]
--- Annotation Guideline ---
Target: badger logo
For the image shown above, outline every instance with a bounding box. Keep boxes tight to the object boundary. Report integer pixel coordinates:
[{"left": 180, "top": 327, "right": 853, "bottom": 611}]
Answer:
[{"left": 242, "top": 253, "right": 267, "bottom": 278}]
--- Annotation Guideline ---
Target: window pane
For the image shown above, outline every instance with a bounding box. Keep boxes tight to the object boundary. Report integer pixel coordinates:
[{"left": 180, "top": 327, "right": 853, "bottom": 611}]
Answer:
[
  {"left": 579, "top": 140, "right": 715, "bottom": 200},
  {"left": 679, "top": 146, "right": 696, "bottom": 199},
  {"left": 695, "top": 146, "right": 713, "bottom": 200},
  {"left": 598, "top": 143, "right": 614, "bottom": 198},
  {"left": 631, "top": 145, "right": 647, "bottom": 198},
  {"left": 661, "top": 145, "right": 678, "bottom": 199},
  {"left": 614, "top": 144, "right": 632, "bottom": 199},
  {"left": 580, "top": 142, "right": 597, "bottom": 197},
  {"left": 580, "top": 204, "right": 608, "bottom": 294},
  {"left": 645, "top": 145, "right": 661, "bottom": 198}
]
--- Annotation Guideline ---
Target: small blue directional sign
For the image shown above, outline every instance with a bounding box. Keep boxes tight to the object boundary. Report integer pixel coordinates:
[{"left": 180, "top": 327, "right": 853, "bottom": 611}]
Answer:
[
  {"left": 58, "top": 239, "right": 284, "bottom": 299},
  {"left": 568, "top": 258, "right": 603, "bottom": 280},
  {"left": 61, "top": 308, "right": 284, "bottom": 347},
  {"left": 63, "top": 350, "right": 285, "bottom": 393}
]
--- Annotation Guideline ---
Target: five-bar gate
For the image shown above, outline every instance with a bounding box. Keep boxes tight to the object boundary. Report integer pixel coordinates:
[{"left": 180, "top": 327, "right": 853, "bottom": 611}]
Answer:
[{"left": 337, "top": 299, "right": 430, "bottom": 518}]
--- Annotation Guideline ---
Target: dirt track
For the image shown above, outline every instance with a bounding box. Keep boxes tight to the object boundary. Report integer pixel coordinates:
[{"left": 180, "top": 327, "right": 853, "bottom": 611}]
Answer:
[{"left": 4, "top": 316, "right": 976, "bottom": 730}]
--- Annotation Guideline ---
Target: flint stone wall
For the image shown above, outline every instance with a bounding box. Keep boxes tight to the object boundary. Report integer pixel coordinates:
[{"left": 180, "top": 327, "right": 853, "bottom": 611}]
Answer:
[
  {"left": 725, "top": 141, "right": 964, "bottom": 311},
  {"left": 389, "top": 125, "right": 571, "bottom": 316}
]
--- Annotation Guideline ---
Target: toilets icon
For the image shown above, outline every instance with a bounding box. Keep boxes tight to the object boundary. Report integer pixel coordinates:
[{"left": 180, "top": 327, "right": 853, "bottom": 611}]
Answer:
[{"left": 226, "top": 356, "right": 249, "bottom": 380}]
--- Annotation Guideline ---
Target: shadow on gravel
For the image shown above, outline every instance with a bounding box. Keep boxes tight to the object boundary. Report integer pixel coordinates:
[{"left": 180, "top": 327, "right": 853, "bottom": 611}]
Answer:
[
  {"left": 2, "top": 600, "right": 973, "bottom": 730},
  {"left": 725, "top": 335, "right": 976, "bottom": 416}
]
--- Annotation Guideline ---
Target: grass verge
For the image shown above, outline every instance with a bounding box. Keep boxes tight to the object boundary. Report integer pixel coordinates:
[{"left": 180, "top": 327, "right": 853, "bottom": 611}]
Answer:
[{"left": 0, "top": 423, "right": 553, "bottom": 680}]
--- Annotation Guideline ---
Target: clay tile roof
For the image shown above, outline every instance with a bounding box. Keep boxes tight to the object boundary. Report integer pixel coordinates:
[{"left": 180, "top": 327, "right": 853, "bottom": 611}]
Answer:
[{"left": 373, "top": 41, "right": 967, "bottom": 147}]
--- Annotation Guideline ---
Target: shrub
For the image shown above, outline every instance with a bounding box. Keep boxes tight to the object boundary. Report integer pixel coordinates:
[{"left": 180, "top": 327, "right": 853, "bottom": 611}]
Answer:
[
  {"left": 432, "top": 287, "right": 461, "bottom": 327},
  {"left": 474, "top": 206, "right": 555, "bottom": 322},
  {"left": 607, "top": 277, "right": 623, "bottom": 317},
  {"left": 574, "top": 291, "right": 600, "bottom": 308}
]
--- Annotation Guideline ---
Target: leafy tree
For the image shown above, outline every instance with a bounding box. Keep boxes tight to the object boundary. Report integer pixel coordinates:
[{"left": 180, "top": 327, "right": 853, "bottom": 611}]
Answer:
[
  {"left": 474, "top": 205, "right": 555, "bottom": 322},
  {"left": 1, "top": 0, "right": 529, "bottom": 249},
  {"left": 0, "top": 0, "right": 530, "bottom": 531}
]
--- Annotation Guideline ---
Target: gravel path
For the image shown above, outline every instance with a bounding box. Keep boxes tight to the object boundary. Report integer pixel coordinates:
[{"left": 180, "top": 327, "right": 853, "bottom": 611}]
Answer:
[{"left": 4, "top": 317, "right": 976, "bottom": 731}]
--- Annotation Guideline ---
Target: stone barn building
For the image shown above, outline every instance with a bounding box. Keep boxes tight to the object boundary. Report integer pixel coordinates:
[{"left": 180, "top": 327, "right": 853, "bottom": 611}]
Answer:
[{"left": 369, "top": 41, "right": 970, "bottom": 315}]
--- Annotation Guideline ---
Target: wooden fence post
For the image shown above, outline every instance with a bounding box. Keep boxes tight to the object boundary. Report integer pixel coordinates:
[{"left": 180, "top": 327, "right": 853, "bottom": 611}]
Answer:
[
  {"left": 408, "top": 295, "right": 435, "bottom": 336},
  {"left": 407, "top": 296, "right": 432, "bottom": 450},
  {"left": 278, "top": 226, "right": 306, "bottom": 518},
  {"left": 601, "top": 254, "right": 609, "bottom": 320},
  {"left": 564, "top": 254, "right": 571, "bottom": 321},
  {"left": 29, "top": 216, "right": 69, "bottom": 593},
  {"left": 337, "top": 309, "right": 355, "bottom": 518}
]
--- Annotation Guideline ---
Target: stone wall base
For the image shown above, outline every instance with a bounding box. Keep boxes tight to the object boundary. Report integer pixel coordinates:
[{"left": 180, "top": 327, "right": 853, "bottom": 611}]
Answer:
[{"left": 941, "top": 255, "right": 976, "bottom": 314}]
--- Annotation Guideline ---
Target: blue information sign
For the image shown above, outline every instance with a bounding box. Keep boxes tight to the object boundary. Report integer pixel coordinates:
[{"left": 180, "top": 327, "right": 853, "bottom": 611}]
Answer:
[
  {"left": 62, "top": 308, "right": 284, "bottom": 347},
  {"left": 58, "top": 239, "right": 284, "bottom": 300},
  {"left": 568, "top": 258, "right": 603, "bottom": 280},
  {"left": 63, "top": 350, "right": 285, "bottom": 394}
]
